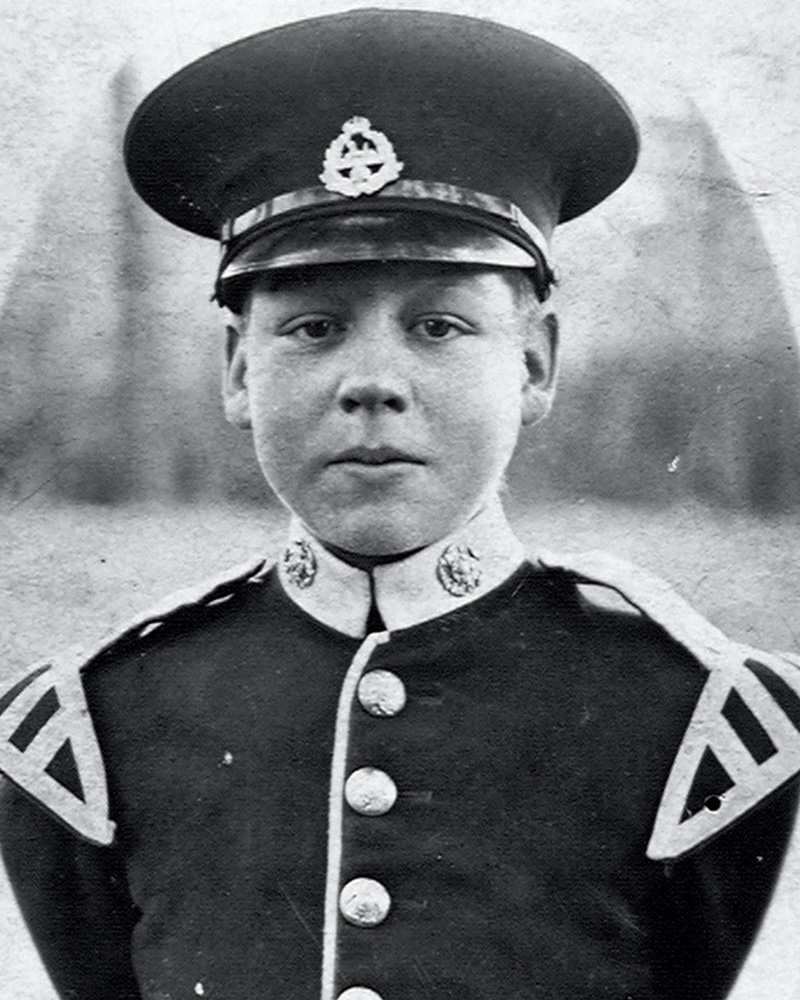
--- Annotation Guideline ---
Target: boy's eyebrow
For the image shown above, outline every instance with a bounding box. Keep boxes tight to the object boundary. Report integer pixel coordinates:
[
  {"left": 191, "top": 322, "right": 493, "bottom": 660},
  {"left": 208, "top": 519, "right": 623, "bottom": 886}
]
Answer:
[{"left": 254, "top": 273, "right": 349, "bottom": 305}]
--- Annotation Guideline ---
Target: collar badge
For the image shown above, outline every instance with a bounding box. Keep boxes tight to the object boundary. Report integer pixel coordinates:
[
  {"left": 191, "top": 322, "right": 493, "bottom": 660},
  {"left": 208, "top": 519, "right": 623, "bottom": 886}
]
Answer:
[
  {"left": 437, "top": 543, "right": 482, "bottom": 597},
  {"left": 282, "top": 539, "right": 317, "bottom": 589},
  {"left": 320, "top": 116, "right": 404, "bottom": 198}
]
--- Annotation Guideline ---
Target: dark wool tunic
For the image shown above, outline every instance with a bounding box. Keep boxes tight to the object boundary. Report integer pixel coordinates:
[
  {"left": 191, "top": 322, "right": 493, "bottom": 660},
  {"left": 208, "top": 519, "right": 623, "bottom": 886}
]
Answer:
[{"left": 1, "top": 561, "right": 796, "bottom": 1000}]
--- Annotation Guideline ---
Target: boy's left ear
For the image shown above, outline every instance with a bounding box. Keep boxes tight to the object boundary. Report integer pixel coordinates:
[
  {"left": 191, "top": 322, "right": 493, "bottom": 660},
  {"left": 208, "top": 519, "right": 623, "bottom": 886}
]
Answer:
[
  {"left": 222, "top": 313, "right": 252, "bottom": 430},
  {"left": 521, "top": 312, "right": 559, "bottom": 426}
]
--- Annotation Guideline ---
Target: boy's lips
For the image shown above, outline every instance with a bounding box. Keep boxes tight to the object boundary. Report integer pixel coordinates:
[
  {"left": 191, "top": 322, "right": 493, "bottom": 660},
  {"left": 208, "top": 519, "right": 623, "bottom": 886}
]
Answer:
[{"left": 329, "top": 446, "right": 426, "bottom": 466}]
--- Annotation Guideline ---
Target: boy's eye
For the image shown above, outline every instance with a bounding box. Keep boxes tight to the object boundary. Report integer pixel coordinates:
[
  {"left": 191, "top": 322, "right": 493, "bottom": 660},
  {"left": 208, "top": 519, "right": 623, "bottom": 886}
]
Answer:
[
  {"left": 415, "top": 317, "right": 469, "bottom": 340},
  {"left": 285, "top": 318, "right": 338, "bottom": 340}
]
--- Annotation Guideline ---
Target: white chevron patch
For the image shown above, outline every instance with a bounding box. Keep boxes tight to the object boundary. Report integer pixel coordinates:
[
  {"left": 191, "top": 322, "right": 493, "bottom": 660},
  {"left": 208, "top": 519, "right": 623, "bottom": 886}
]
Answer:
[
  {"left": 0, "top": 650, "right": 114, "bottom": 844},
  {"left": 538, "top": 550, "right": 800, "bottom": 861},
  {"left": 647, "top": 649, "right": 800, "bottom": 860}
]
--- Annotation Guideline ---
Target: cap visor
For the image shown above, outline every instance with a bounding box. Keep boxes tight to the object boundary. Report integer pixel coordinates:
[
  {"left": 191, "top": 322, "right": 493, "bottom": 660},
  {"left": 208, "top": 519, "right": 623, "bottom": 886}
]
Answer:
[{"left": 219, "top": 212, "right": 538, "bottom": 282}]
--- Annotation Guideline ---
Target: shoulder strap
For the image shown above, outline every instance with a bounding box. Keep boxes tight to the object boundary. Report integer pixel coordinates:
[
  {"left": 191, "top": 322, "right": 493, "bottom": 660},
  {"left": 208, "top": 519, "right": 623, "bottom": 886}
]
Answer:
[
  {"left": 538, "top": 550, "right": 800, "bottom": 861},
  {"left": 0, "top": 557, "right": 269, "bottom": 845}
]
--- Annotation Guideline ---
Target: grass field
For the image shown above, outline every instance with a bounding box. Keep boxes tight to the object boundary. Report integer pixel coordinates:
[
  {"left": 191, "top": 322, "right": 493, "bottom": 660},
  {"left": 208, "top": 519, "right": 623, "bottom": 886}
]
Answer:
[{"left": 2, "top": 496, "right": 800, "bottom": 998}]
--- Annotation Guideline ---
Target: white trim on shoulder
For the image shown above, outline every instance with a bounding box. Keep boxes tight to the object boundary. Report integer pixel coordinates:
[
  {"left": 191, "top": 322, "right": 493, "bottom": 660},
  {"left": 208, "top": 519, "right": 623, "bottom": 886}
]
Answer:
[
  {"left": 0, "top": 555, "right": 271, "bottom": 845},
  {"left": 538, "top": 549, "right": 800, "bottom": 861}
]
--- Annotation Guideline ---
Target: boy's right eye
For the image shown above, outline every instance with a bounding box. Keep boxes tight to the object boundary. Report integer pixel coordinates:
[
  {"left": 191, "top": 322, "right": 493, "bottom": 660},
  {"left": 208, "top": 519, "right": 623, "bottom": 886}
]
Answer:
[
  {"left": 299, "top": 320, "right": 334, "bottom": 340},
  {"left": 282, "top": 317, "right": 339, "bottom": 340}
]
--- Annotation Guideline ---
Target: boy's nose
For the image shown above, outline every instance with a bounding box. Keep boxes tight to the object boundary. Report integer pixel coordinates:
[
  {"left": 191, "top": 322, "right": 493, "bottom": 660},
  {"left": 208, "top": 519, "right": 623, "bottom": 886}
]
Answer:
[
  {"left": 336, "top": 320, "right": 410, "bottom": 414},
  {"left": 337, "top": 375, "right": 408, "bottom": 414}
]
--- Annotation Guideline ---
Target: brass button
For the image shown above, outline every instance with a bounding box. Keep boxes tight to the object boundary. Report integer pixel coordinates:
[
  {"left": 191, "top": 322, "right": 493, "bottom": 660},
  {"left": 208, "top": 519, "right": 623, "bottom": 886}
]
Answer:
[
  {"left": 338, "top": 990, "right": 383, "bottom": 1000},
  {"left": 339, "top": 877, "right": 391, "bottom": 927},
  {"left": 357, "top": 670, "right": 406, "bottom": 717},
  {"left": 345, "top": 768, "right": 398, "bottom": 816}
]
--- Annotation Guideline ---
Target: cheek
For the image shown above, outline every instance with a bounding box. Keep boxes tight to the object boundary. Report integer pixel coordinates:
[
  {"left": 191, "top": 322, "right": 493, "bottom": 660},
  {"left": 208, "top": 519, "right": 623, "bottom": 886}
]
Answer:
[
  {"left": 469, "top": 348, "right": 525, "bottom": 425},
  {"left": 435, "top": 352, "right": 524, "bottom": 469},
  {"left": 244, "top": 363, "right": 308, "bottom": 488}
]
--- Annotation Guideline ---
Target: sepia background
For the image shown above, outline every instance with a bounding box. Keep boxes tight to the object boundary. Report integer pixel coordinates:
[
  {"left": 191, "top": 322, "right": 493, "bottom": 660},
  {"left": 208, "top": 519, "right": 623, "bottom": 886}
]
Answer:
[{"left": 1, "top": 0, "right": 800, "bottom": 996}]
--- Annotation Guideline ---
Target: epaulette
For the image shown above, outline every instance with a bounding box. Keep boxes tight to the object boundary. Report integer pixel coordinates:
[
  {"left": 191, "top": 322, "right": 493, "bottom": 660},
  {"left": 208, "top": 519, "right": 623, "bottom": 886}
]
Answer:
[
  {"left": 539, "top": 550, "right": 800, "bottom": 861},
  {"left": 0, "top": 556, "right": 269, "bottom": 846}
]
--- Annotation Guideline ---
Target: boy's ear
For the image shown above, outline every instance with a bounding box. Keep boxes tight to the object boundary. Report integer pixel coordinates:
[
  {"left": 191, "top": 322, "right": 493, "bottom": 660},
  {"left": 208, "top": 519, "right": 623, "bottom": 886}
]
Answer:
[
  {"left": 222, "top": 315, "right": 252, "bottom": 430},
  {"left": 521, "top": 311, "right": 559, "bottom": 427}
]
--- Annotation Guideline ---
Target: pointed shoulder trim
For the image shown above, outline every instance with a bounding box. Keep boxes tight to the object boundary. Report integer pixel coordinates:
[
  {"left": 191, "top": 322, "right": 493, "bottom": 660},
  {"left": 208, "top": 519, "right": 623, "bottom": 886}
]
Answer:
[
  {"left": 538, "top": 550, "right": 800, "bottom": 861},
  {"left": 0, "top": 556, "right": 270, "bottom": 845}
]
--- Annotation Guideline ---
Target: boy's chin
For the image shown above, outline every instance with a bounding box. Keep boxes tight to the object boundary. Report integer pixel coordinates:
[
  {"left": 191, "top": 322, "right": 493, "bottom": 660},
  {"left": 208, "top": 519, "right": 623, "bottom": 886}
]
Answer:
[
  {"left": 311, "top": 509, "right": 443, "bottom": 558},
  {"left": 298, "top": 490, "right": 497, "bottom": 557}
]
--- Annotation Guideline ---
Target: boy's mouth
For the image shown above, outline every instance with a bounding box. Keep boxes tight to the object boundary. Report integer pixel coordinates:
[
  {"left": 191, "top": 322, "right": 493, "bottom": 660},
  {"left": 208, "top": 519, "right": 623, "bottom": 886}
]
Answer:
[{"left": 330, "top": 446, "right": 425, "bottom": 466}]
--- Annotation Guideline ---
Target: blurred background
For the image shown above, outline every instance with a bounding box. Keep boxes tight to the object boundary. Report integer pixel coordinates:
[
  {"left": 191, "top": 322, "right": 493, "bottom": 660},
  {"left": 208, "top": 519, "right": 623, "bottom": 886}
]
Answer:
[
  {"left": 1, "top": 1, "right": 800, "bottom": 997},
  {"left": 1, "top": 0, "right": 800, "bottom": 512}
]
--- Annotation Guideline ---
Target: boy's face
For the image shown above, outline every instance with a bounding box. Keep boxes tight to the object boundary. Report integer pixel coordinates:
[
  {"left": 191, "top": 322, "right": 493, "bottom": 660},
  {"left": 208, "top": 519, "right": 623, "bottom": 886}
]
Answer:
[{"left": 224, "top": 261, "right": 557, "bottom": 555}]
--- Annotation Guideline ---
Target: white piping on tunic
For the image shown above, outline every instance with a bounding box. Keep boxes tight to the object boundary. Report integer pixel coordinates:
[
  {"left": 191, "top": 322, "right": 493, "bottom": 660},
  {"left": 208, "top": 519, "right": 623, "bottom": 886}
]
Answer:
[{"left": 321, "top": 631, "right": 391, "bottom": 1000}]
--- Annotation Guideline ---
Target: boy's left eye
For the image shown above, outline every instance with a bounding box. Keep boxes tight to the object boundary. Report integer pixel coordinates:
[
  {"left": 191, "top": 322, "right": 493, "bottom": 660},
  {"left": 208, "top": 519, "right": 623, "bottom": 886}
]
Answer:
[{"left": 414, "top": 317, "right": 469, "bottom": 340}]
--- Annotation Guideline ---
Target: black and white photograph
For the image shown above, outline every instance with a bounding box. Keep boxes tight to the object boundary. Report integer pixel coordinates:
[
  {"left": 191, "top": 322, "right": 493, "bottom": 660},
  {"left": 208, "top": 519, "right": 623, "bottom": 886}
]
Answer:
[{"left": 1, "top": 1, "right": 799, "bottom": 997}]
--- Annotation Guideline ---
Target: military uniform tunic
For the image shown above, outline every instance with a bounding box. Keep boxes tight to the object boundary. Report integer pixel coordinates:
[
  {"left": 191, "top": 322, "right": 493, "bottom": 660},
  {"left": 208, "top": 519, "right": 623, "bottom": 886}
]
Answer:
[{"left": 1, "top": 504, "right": 798, "bottom": 1000}]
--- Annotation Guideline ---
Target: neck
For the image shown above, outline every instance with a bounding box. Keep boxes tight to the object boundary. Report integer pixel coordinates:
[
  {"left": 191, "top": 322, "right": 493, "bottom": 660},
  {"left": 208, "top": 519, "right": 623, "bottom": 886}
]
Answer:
[{"left": 320, "top": 543, "right": 425, "bottom": 572}]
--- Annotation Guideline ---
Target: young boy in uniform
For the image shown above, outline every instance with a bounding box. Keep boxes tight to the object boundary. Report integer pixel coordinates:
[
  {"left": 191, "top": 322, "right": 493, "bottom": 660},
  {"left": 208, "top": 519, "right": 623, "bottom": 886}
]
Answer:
[{"left": 2, "top": 10, "right": 800, "bottom": 1000}]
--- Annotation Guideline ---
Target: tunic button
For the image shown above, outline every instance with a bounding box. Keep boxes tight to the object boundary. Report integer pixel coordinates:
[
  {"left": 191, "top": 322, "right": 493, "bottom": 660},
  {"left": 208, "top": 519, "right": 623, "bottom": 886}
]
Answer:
[
  {"left": 345, "top": 767, "right": 398, "bottom": 816},
  {"left": 357, "top": 670, "right": 406, "bottom": 717},
  {"left": 338, "top": 990, "right": 383, "bottom": 1000},
  {"left": 339, "top": 877, "right": 392, "bottom": 927}
]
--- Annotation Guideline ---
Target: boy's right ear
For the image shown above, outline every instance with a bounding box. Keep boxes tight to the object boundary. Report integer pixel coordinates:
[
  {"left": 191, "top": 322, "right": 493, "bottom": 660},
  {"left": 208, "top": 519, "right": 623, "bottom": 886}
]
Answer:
[{"left": 222, "top": 316, "right": 252, "bottom": 430}]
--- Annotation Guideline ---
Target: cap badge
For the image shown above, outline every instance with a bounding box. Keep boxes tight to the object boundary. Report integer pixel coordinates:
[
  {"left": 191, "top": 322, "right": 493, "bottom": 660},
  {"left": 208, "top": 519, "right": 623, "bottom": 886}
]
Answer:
[
  {"left": 320, "top": 116, "right": 404, "bottom": 198},
  {"left": 282, "top": 539, "right": 317, "bottom": 589},
  {"left": 436, "top": 543, "right": 482, "bottom": 597}
]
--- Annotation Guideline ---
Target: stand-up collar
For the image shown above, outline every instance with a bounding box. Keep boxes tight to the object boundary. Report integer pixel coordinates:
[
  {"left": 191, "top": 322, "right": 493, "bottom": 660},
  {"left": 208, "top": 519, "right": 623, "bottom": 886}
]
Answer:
[{"left": 276, "top": 498, "right": 526, "bottom": 638}]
